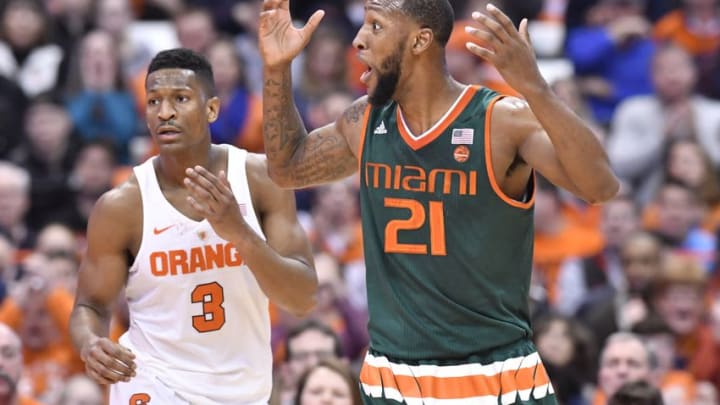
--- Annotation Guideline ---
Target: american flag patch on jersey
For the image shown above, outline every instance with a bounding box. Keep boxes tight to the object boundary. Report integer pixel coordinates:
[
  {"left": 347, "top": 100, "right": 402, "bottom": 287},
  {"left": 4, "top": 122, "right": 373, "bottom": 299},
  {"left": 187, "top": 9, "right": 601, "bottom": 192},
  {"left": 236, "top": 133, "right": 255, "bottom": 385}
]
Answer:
[{"left": 451, "top": 128, "right": 474, "bottom": 145}]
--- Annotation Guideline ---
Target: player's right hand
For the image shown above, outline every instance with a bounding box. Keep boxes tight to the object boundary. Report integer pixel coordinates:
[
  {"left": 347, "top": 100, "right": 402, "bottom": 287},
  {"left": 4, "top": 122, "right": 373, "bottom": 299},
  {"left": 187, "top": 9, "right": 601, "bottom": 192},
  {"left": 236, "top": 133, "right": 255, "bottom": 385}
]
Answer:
[
  {"left": 80, "top": 336, "right": 137, "bottom": 385},
  {"left": 259, "top": 0, "right": 325, "bottom": 68}
]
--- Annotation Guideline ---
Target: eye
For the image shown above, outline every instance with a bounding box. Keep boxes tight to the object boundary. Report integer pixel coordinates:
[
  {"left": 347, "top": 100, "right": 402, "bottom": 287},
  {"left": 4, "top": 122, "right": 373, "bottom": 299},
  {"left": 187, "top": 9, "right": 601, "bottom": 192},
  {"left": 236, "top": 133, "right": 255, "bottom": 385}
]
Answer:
[
  {"left": 177, "top": 95, "right": 189, "bottom": 103},
  {"left": 147, "top": 98, "right": 159, "bottom": 106},
  {"left": 372, "top": 21, "right": 381, "bottom": 31}
]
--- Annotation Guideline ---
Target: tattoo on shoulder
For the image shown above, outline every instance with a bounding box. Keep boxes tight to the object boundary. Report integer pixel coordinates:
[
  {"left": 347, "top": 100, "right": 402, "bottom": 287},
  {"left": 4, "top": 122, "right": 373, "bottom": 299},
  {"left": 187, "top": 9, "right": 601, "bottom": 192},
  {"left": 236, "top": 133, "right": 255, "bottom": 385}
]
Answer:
[{"left": 343, "top": 101, "right": 369, "bottom": 125}]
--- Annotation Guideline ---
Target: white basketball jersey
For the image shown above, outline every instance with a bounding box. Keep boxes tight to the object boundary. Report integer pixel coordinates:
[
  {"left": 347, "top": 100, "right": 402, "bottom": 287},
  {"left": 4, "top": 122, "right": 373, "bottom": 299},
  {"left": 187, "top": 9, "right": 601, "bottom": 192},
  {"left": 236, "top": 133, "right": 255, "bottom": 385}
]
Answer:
[{"left": 120, "top": 146, "right": 271, "bottom": 404}]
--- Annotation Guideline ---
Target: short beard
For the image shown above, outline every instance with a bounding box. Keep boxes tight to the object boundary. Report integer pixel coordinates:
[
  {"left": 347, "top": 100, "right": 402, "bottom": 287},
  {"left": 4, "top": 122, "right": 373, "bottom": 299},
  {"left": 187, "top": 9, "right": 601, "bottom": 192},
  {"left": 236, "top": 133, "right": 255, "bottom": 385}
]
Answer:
[{"left": 368, "top": 44, "right": 404, "bottom": 106}]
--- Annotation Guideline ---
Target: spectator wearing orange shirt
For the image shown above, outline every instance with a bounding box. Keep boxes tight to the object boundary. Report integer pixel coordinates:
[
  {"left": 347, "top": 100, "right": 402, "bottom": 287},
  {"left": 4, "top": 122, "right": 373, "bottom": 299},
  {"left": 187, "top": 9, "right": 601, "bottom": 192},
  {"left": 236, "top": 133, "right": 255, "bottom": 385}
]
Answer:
[
  {"left": 653, "top": 0, "right": 720, "bottom": 57},
  {"left": 0, "top": 322, "right": 43, "bottom": 405}
]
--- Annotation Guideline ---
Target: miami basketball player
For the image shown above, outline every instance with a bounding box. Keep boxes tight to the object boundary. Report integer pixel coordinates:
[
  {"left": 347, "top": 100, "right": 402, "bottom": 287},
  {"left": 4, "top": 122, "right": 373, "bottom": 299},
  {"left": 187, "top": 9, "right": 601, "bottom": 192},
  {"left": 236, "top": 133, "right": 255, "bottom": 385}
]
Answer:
[
  {"left": 259, "top": 0, "right": 619, "bottom": 403},
  {"left": 69, "top": 48, "right": 317, "bottom": 404}
]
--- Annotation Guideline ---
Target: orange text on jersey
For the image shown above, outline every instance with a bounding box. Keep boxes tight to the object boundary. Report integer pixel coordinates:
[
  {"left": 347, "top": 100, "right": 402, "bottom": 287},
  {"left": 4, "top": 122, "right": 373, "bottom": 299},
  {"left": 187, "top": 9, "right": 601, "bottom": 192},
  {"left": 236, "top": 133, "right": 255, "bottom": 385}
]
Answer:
[
  {"left": 149, "top": 243, "right": 243, "bottom": 277},
  {"left": 365, "top": 162, "right": 477, "bottom": 196}
]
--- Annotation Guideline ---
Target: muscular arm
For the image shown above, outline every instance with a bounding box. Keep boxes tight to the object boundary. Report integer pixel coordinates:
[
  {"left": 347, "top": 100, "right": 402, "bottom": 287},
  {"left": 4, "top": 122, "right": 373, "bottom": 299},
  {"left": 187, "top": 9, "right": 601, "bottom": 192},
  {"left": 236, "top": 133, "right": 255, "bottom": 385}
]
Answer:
[
  {"left": 70, "top": 184, "right": 137, "bottom": 358},
  {"left": 233, "top": 155, "right": 317, "bottom": 316},
  {"left": 495, "top": 92, "right": 619, "bottom": 203},
  {"left": 262, "top": 66, "right": 367, "bottom": 188}
]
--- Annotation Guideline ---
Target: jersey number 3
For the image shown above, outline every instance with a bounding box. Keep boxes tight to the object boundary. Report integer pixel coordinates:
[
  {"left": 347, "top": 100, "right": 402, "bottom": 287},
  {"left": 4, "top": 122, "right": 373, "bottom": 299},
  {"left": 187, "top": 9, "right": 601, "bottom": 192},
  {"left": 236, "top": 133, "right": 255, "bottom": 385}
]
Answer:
[
  {"left": 191, "top": 282, "right": 226, "bottom": 332},
  {"left": 384, "top": 198, "right": 446, "bottom": 256}
]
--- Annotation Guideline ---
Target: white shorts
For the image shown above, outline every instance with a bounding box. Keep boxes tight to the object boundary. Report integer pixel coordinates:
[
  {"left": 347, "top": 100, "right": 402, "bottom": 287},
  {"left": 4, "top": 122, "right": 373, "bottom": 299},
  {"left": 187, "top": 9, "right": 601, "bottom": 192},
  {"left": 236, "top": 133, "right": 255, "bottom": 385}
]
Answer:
[{"left": 109, "top": 364, "right": 190, "bottom": 405}]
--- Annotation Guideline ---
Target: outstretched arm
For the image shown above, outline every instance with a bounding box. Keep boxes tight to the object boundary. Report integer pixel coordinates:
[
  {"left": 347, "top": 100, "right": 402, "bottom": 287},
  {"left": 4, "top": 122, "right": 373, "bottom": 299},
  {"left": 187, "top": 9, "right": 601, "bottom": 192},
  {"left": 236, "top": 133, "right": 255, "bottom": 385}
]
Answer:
[
  {"left": 259, "top": 0, "right": 364, "bottom": 188},
  {"left": 70, "top": 184, "right": 138, "bottom": 385},
  {"left": 467, "top": 5, "right": 619, "bottom": 203},
  {"left": 184, "top": 158, "right": 317, "bottom": 317}
]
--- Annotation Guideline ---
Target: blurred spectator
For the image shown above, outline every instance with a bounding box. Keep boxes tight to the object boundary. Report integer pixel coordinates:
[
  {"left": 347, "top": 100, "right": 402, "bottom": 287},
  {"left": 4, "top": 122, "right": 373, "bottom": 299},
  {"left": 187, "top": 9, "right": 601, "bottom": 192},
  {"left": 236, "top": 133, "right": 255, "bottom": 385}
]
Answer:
[
  {"left": 50, "top": 0, "right": 96, "bottom": 52},
  {"left": 0, "top": 233, "right": 16, "bottom": 302},
  {"left": 582, "top": 231, "right": 663, "bottom": 347},
  {"left": 10, "top": 93, "right": 82, "bottom": 232},
  {"left": 651, "top": 254, "right": 716, "bottom": 381},
  {"left": 0, "top": 275, "right": 79, "bottom": 401},
  {"left": 303, "top": 182, "right": 363, "bottom": 266},
  {"left": 274, "top": 319, "right": 345, "bottom": 405},
  {"left": 533, "top": 176, "right": 604, "bottom": 305},
  {"left": 294, "top": 25, "right": 351, "bottom": 123},
  {"left": 666, "top": 140, "right": 720, "bottom": 230},
  {"left": 594, "top": 332, "right": 653, "bottom": 404},
  {"left": 174, "top": 6, "right": 217, "bottom": 54},
  {"left": 95, "top": 0, "right": 153, "bottom": 81},
  {"left": 294, "top": 358, "right": 362, "bottom": 405},
  {"left": 67, "top": 140, "right": 117, "bottom": 231},
  {"left": 56, "top": 374, "right": 102, "bottom": 405},
  {"left": 608, "top": 380, "right": 665, "bottom": 405},
  {"left": 608, "top": 44, "right": 720, "bottom": 204},
  {"left": 564, "top": 0, "right": 677, "bottom": 30},
  {"left": 556, "top": 195, "right": 640, "bottom": 316},
  {"left": 533, "top": 314, "right": 597, "bottom": 404},
  {"left": 653, "top": 0, "right": 720, "bottom": 56},
  {"left": 0, "top": 0, "right": 63, "bottom": 97},
  {"left": 694, "top": 382, "right": 719, "bottom": 405},
  {"left": 650, "top": 181, "right": 715, "bottom": 270},
  {"left": 0, "top": 162, "right": 34, "bottom": 252},
  {"left": 0, "top": 76, "right": 27, "bottom": 159},
  {"left": 206, "top": 38, "right": 263, "bottom": 152},
  {"left": 566, "top": 0, "right": 656, "bottom": 125},
  {"left": 65, "top": 30, "right": 138, "bottom": 163},
  {"left": 0, "top": 322, "right": 42, "bottom": 405},
  {"left": 306, "top": 90, "right": 354, "bottom": 132}
]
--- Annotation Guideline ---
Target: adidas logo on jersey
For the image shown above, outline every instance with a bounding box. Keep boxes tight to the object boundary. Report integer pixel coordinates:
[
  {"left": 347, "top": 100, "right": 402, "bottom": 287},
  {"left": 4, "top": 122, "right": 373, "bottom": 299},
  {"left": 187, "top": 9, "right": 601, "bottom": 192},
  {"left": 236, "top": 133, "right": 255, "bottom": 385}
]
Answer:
[{"left": 374, "top": 121, "right": 388, "bottom": 135}]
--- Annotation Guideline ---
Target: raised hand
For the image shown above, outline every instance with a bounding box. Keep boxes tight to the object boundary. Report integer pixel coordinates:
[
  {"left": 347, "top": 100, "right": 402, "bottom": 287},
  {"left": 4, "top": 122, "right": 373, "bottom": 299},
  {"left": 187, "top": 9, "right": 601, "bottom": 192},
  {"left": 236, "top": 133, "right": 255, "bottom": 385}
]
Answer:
[
  {"left": 259, "top": 0, "right": 325, "bottom": 68},
  {"left": 464, "top": 4, "right": 546, "bottom": 96},
  {"left": 80, "top": 336, "right": 136, "bottom": 385},
  {"left": 184, "top": 166, "right": 247, "bottom": 243}
]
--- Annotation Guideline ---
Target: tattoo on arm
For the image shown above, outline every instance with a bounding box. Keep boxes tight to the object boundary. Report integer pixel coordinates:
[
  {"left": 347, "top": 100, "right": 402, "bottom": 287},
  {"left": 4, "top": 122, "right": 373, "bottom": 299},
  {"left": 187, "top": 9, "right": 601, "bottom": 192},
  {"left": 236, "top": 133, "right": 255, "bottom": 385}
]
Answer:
[{"left": 262, "top": 69, "right": 307, "bottom": 164}]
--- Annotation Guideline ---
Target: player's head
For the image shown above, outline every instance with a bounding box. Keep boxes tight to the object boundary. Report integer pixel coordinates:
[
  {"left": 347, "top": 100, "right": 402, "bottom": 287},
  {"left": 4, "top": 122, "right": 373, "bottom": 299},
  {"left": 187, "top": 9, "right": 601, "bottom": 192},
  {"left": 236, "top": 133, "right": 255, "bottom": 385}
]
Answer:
[
  {"left": 0, "top": 323, "right": 22, "bottom": 399},
  {"left": 353, "top": 0, "right": 454, "bottom": 106},
  {"left": 145, "top": 48, "right": 220, "bottom": 148}
]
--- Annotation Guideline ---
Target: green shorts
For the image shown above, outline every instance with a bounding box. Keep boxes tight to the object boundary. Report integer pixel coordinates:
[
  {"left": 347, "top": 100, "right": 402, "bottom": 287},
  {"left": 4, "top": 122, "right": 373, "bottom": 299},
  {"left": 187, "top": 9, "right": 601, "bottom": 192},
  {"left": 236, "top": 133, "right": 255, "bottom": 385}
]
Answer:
[{"left": 358, "top": 339, "right": 559, "bottom": 405}]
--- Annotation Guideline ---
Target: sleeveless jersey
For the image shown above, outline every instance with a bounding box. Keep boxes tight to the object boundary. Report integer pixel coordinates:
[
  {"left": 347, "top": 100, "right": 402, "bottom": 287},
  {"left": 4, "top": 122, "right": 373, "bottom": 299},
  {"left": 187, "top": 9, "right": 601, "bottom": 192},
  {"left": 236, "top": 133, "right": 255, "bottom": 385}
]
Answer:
[
  {"left": 359, "top": 86, "right": 536, "bottom": 360},
  {"left": 120, "top": 145, "right": 271, "bottom": 404}
]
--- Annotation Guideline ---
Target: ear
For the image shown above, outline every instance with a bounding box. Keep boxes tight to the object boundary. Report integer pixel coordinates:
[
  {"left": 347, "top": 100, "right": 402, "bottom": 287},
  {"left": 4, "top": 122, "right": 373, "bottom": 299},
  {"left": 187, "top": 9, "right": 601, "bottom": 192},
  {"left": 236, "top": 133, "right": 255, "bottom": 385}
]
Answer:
[
  {"left": 411, "top": 27, "right": 434, "bottom": 55},
  {"left": 206, "top": 96, "right": 220, "bottom": 124}
]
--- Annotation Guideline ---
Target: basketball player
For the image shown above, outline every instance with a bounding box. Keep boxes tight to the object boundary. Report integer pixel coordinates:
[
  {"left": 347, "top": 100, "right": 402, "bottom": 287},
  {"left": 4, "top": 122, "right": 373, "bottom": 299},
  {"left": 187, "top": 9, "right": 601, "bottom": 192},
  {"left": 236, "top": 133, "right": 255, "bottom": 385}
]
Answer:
[
  {"left": 69, "top": 48, "right": 317, "bottom": 404},
  {"left": 259, "top": 0, "right": 619, "bottom": 403}
]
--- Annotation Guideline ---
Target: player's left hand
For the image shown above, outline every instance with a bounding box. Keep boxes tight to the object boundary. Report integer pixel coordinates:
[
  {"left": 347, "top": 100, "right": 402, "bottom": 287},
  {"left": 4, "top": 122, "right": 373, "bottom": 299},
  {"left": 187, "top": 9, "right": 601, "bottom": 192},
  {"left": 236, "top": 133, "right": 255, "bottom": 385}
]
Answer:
[
  {"left": 184, "top": 166, "right": 248, "bottom": 242},
  {"left": 464, "top": 4, "right": 546, "bottom": 96}
]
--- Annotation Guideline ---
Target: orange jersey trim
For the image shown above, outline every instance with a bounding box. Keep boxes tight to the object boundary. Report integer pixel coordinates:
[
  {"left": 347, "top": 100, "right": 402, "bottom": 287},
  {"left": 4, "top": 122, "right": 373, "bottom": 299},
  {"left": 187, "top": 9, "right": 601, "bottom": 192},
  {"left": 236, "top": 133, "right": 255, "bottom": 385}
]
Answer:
[
  {"left": 396, "top": 86, "right": 478, "bottom": 151},
  {"left": 360, "top": 357, "right": 551, "bottom": 400},
  {"left": 484, "top": 95, "right": 535, "bottom": 209},
  {"left": 357, "top": 103, "right": 372, "bottom": 171}
]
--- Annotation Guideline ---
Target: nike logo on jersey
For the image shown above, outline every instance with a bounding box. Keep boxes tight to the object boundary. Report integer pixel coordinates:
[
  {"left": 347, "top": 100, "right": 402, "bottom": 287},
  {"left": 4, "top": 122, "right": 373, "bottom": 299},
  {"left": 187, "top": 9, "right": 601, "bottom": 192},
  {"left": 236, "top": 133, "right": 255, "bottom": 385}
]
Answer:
[
  {"left": 374, "top": 121, "right": 388, "bottom": 135},
  {"left": 153, "top": 225, "right": 175, "bottom": 235}
]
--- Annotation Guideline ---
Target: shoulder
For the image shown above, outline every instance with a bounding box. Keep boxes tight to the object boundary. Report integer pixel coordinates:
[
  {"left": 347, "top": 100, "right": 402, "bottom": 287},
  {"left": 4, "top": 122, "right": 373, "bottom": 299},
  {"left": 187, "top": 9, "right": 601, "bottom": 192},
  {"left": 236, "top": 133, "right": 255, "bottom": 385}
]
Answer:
[
  {"left": 90, "top": 174, "right": 142, "bottom": 224},
  {"left": 490, "top": 96, "right": 539, "bottom": 134},
  {"left": 337, "top": 96, "right": 371, "bottom": 131}
]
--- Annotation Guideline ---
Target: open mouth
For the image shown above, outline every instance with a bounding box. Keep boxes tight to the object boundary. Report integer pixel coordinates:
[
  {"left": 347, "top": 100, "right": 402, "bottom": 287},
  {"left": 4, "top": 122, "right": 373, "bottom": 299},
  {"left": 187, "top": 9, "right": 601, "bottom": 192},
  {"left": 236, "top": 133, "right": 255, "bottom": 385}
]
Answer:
[
  {"left": 360, "top": 66, "right": 374, "bottom": 85},
  {"left": 157, "top": 127, "right": 182, "bottom": 138}
]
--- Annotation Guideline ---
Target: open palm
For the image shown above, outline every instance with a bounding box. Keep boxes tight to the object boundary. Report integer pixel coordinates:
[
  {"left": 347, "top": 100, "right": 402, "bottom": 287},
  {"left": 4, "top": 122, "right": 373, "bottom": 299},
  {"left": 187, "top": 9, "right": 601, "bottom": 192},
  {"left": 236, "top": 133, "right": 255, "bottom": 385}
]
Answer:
[{"left": 259, "top": 0, "right": 325, "bottom": 68}]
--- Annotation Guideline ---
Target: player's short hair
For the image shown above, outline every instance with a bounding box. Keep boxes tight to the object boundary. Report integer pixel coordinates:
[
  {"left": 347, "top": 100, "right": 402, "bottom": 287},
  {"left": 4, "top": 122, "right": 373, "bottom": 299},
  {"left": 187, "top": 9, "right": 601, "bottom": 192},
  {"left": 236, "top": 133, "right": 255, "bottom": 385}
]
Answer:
[
  {"left": 400, "top": 0, "right": 454, "bottom": 47},
  {"left": 147, "top": 48, "right": 216, "bottom": 96},
  {"left": 285, "top": 319, "right": 343, "bottom": 361}
]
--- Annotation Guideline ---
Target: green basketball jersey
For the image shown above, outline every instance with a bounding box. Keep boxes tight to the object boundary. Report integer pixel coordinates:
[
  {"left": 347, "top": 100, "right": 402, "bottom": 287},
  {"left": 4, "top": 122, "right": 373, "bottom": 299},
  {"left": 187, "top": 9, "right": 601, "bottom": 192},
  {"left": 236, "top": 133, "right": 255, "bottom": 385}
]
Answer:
[{"left": 358, "top": 86, "right": 536, "bottom": 361}]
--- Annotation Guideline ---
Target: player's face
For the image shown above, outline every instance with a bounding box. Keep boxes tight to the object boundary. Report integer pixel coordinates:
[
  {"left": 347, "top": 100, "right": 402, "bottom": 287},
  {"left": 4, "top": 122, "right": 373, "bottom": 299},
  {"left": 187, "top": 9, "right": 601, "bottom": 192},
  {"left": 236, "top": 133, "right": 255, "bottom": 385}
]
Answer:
[
  {"left": 145, "top": 68, "right": 219, "bottom": 149},
  {"left": 353, "top": 3, "right": 410, "bottom": 106}
]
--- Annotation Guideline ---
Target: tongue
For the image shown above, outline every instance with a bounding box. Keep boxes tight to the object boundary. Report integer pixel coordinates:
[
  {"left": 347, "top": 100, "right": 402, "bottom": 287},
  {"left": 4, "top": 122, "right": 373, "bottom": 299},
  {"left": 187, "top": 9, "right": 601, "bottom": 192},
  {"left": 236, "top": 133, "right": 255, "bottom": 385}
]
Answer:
[{"left": 360, "top": 69, "right": 372, "bottom": 84}]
